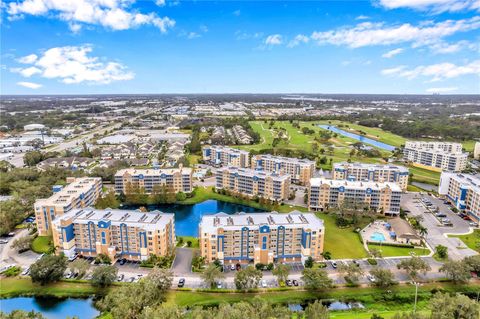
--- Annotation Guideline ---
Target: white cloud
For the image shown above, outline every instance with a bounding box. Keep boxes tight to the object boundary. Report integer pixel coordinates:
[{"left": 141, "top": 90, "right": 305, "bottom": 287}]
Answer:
[
  {"left": 17, "top": 54, "right": 38, "bottom": 64},
  {"left": 355, "top": 15, "right": 370, "bottom": 20},
  {"left": 265, "top": 34, "right": 283, "bottom": 45},
  {"left": 382, "top": 48, "right": 404, "bottom": 58},
  {"left": 381, "top": 60, "right": 480, "bottom": 81},
  {"left": 425, "top": 86, "right": 458, "bottom": 93},
  {"left": 7, "top": 0, "right": 175, "bottom": 32},
  {"left": 17, "top": 81, "right": 42, "bottom": 89},
  {"left": 377, "top": 0, "right": 480, "bottom": 13},
  {"left": 310, "top": 17, "right": 480, "bottom": 48},
  {"left": 155, "top": 0, "right": 166, "bottom": 6},
  {"left": 187, "top": 32, "right": 200, "bottom": 39},
  {"left": 200, "top": 25, "right": 208, "bottom": 33},
  {"left": 287, "top": 34, "right": 310, "bottom": 48},
  {"left": 12, "top": 45, "right": 134, "bottom": 84},
  {"left": 429, "top": 40, "right": 478, "bottom": 54},
  {"left": 233, "top": 10, "right": 241, "bottom": 16}
]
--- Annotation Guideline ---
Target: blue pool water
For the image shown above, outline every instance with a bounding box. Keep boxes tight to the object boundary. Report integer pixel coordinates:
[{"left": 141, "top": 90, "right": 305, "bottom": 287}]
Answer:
[
  {"left": 0, "top": 297, "right": 99, "bottom": 319},
  {"left": 318, "top": 125, "right": 396, "bottom": 151},
  {"left": 370, "top": 232, "right": 386, "bottom": 242},
  {"left": 125, "top": 199, "right": 264, "bottom": 237}
]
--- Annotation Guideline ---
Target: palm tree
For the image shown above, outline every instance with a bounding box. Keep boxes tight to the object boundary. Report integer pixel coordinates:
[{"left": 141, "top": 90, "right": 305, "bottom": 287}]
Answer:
[{"left": 200, "top": 263, "right": 225, "bottom": 288}]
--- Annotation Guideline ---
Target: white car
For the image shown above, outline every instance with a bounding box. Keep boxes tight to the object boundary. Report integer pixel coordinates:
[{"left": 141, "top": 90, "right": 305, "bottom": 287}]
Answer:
[
  {"left": 367, "top": 274, "right": 376, "bottom": 283},
  {"left": 261, "top": 280, "right": 267, "bottom": 288},
  {"left": 216, "top": 282, "right": 222, "bottom": 289},
  {"left": 230, "top": 264, "right": 235, "bottom": 271}
]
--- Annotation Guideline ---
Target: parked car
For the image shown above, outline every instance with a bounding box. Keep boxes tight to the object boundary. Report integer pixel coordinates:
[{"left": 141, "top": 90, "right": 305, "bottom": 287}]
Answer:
[
  {"left": 463, "top": 216, "right": 471, "bottom": 221},
  {"left": 331, "top": 261, "right": 337, "bottom": 269},
  {"left": 216, "top": 282, "right": 222, "bottom": 289},
  {"left": 261, "top": 279, "right": 267, "bottom": 288},
  {"left": 435, "top": 213, "right": 447, "bottom": 218},
  {"left": 292, "top": 280, "right": 299, "bottom": 286},
  {"left": 68, "top": 254, "right": 78, "bottom": 262},
  {"left": 469, "top": 222, "right": 479, "bottom": 227},
  {"left": 117, "top": 274, "right": 124, "bottom": 282},
  {"left": 352, "top": 260, "right": 360, "bottom": 267},
  {"left": 367, "top": 274, "right": 376, "bottom": 283},
  {"left": 178, "top": 278, "right": 185, "bottom": 288},
  {"left": 442, "top": 218, "right": 453, "bottom": 226},
  {"left": 21, "top": 267, "right": 30, "bottom": 276},
  {"left": 0, "top": 239, "right": 9, "bottom": 244},
  {"left": 285, "top": 280, "right": 292, "bottom": 287},
  {"left": 119, "top": 258, "right": 127, "bottom": 265},
  {"left": 230, "top": 264, "right": 236, "bottom": 271},
  {"left": 128, "top": 277, "right": 135, "bottom": 283}
]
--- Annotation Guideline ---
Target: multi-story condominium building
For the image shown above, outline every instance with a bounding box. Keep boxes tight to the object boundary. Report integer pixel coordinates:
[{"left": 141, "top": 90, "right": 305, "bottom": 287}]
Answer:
[
  {"left": 202, "top": 145, "right": 250, "bottom": 168},
  {"left": 215, "top": 167, "right": 290, "bottom": 202},
  {"left": 474, "top": 142, "right": 480, "bottom": 160},
  {"left": 52, "top": 208, "right": 175, "bottom": 261},
  {"left": 333, "top": 162, "right": 409, "bottom": 191},
  {"left": 34, "top": 177, "right": 102, "bottom": 236},
  {"left": 199, "top": 211, "right": 324, "bottom": 264},
  {"left": 308, "top": 178, "right": 402, "bottom": 215},
  {"left": 403, "top": 141, "right": 467, "bottom": 172},
  {"left": 439, "top": 172, "right": 480, "bottom": 223},
  {"left": 115, "top": 167, "right": 193, "bottom": 195},
  {"left": 251, "top": 154, "right": 315, "bottom": 185}
]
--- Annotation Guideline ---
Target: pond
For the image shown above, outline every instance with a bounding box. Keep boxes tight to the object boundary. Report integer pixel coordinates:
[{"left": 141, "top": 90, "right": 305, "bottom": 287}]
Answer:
[
  {"left": 287, "top": 300, "right": 365, "bottom": 312},
  {"left": 0, "top": 297, "right": 99, "bottom": 319},
  {"left": 318, "top": 125, "right": 396, "bottom": 151},
  {"left": 124, "top": 199, "right": 265, "bottom": 237}
]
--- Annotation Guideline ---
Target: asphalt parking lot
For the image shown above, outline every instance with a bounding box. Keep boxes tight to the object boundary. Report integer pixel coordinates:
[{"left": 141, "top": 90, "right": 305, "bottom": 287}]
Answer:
[{"left": 401, "top": 192, "right": 477, "bottom": 260}]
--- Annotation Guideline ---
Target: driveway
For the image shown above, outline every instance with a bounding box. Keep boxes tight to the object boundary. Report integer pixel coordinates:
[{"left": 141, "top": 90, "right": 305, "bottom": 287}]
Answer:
[
  {"left": 401, "top": 193, "right": 477, "bottom": 260},
  {"left": 0, "top": 229, "right": 40, "bottom": 269},
  {"left": 172, "top": 247, "right": 194, "bottom": 275}
]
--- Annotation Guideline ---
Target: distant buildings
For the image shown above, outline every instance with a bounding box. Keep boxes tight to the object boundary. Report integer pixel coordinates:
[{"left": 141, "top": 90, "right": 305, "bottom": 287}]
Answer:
[
  {"left": 333, "top": 162, "right": 409, "bottom": 191},
  {"left": 403, "top": 141, "right": 467, "bottom": 172},
  {"left": 232, "top": 125, "right": 253, "bottom": 144},
  {"left": 36, "top": 157, "right": 94, "bottom": 172},
  {"left": 202, "top": 145, "right": 250, "bottom": 168},
  {"left": 199, "top": 211, "right": 324, "bottom": 264},
  {"left": 34, "top": 177, "right": 102, "bottom": 236},
  {"left": 251, "top": 154, "right": 315, "bottom": 185},
  {"left": 439, "top": 172, "right": 480, "bottom": 223},
  {"left": 215, "top": 167, "right": 290, "bottom": 202},
  {"left": 52, "top": 208, "right": 175, "bottom": 260},
  {"left": 115, "top": 167, "right": 193, "bottom": 195},
  {"left": 24, "top": 124, "right": 45, "bottom": 131},
  {"left": 308, "top": 178, "right": 402, "bottom": 215}
]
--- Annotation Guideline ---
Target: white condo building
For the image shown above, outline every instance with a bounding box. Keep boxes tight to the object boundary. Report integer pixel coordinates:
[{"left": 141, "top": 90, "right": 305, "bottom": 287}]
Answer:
[
  {"left": 403, "top": 141, "right": 467, "bottom": 172},
  {"left": 439, "top": 172, "right": 480, "bottom": 223}
]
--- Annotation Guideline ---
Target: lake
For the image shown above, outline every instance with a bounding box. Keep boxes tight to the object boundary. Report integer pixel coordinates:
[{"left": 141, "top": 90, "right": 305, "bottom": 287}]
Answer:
[
  {"left": 0, "top": 297, "right": 99, "bottom": 319},
  {"left": 124, "top": 199, "right": 265, "bottom": 237},
  {"left": 318, "top": 125, "right": 396, "bottom": 151}
]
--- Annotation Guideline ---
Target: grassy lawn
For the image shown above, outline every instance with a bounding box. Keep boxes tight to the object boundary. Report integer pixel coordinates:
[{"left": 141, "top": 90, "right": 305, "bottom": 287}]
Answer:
[
  {"left": 407, "top": 184, "right": 424, "bottom": 192},
  {"left": 31, "top": 236, "right": 53, "bottom": 254},
  {"left": 448, "top": 229, "right": 480, "bottom": 253},
  {"left": 396, "top": 163, "right": 441, "bottom": 186},
  {"left": 367, "top": 244, "right": 430, "bottom": 257},
  {"left": 317, "top": 213, "right": 368, "bottom": 259},
  {"left": 187, "top": 154, "right": 201, "bottom": 165},
  {"left": 177, "top": 236, "right": 199, "bottom": 248}
]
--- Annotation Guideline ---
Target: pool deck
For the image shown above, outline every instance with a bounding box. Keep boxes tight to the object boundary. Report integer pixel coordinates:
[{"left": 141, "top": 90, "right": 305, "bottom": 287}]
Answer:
[{"left": 361, "top": 220, "right": 398, "bottom": 250}]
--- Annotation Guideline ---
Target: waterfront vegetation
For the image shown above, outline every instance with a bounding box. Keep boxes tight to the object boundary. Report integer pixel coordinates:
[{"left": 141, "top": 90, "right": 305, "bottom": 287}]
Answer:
[
  {"left": 176, "top": 236, "right": 199, "bottom": 248},
  {"left": 449, "top": 229, "right": 480, "bottom": 253},
  {"left": 366, "top": 244, "right": 430, "bottom": 257}
]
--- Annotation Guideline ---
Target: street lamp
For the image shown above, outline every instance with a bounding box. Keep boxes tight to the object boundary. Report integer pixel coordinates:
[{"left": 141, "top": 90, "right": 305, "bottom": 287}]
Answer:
[{"left": 412, "top": 280, "right": 421, "bottom": 313}]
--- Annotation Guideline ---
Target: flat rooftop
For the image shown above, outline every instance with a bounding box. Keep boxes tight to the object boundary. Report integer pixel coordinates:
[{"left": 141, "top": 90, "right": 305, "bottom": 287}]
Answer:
[
  {"left": 254, "top": 154, "right": 315, "bottom": 165},
  {"left": 309, "top": 177, "right": 402, "bottom": 192},
  {"left": 115, "top": 167, "right": 192, "bottom": 177},
  {"left": 217, "top": 166, "right": 290, "bottom": 181},
  {"left": 200, "top": 211, "right": 324, "bottom": 233},
  {"left": 334, "top": 162, "right": 409, "bottom": 172},
  {"left": 35, "top": 177, "right": 101, "bottom": 207},
  {"left": 442, "top": 172, "right": 480, "bottom": 193},
  {"left": 204, "top": 145, "right": 249, "bottom": 154},
  {"left": 53, "top": 207, "right": 174, "bottom": 231}
]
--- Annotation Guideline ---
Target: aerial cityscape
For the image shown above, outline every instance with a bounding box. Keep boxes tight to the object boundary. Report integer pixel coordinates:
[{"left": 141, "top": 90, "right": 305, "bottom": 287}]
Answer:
[{"left": 1, "top": 1, "right": 479, "bottom": 319}]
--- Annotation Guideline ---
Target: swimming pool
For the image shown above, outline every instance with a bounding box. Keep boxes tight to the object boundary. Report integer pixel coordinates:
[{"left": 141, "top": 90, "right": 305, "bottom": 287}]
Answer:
[{"left": 370, "top": 232, "right": 386, "bottom": 242}]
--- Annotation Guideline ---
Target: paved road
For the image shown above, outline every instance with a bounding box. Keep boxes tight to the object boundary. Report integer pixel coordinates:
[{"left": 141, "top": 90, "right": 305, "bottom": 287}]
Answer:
[
  {"left": 402, "top": 193, "right": 477, "bottom": 260},
  {"left": 0, "top": 229, "right": 40, "bottom": 269},
  {"left": 172, "top": 247, "right": 194, "bottom": 275}
]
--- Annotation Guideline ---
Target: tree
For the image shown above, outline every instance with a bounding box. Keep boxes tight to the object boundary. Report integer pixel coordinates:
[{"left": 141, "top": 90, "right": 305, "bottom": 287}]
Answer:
[
  {"left": 369, "top": 248, "right": 383, "bottom": 258},
  {"left": 338, "top": 263, "right": 364, "bottom": 284},
  {"left": 143, "top": 267, "right": 173, "bottom": 301},
  {"left": 463, "top": 255, "right": 480, "bottom": 273},
  {"left": 12, "top": 235, "right": 33, "bottom": 252},
  {"left": 235, "top": 265, "right": 263, "bottom": 290},
  {"left": 23, "top": 151, "right": 44, "bottom": 166},
  {"left": 397, "top": 256, "right": 431, "bottom": 280},
  {"left": 69, "top": 259, "right": 90, "bottom": 279},
  {"left": 29, "top": 254, "right": 67, "bottom": 285},
  {"left": 370, "top": 268, "right": 396, "bottom": 288},
  {"left": 200, "top": 263, "right": 224, "bottom": 289},
  {"left": 95, "top": 190, "right": 120, "bottom": 209},
  {"left": 430, "top": 292, "right": 479, "bottom": 319},
  {"left": 0, "top": 310, "right": 45, "bottom": 319},
  {"left": 435, "top": 245, "right": 448, "bottom": 259},
  {"left": 439, "top": 260, "right": 472, "bottom": 284},
  {"left": 301, "top": 268, "right": 333, "bottom": 290},
  {"left": 304, "top": 256, "right": 314, "bottom": 268},
  {"left": 272, "top": 263, "right": 291, "bottom": 284},
  {"left": 175, "top": 192, "right": 187, "bottom": 201},
  {"left": 91, "top": 265, "right": 118, "bottom": 287},
  {"left": 303, "top": 300, "right": 329, "bottom": 319}
]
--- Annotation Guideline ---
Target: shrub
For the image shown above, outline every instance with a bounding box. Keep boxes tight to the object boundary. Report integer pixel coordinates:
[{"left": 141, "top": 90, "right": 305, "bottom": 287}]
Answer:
[
  {"left": 2, "top": 266, "right": 21, "bottom": 277},
  {"left": 367, "top": 258, "right": 378, "bottom": 265}
]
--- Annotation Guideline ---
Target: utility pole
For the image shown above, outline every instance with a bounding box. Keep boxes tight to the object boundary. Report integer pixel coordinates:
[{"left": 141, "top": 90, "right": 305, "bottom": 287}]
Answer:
[{"left": 413, "top": 281, "right": 419, "bottom": 314}]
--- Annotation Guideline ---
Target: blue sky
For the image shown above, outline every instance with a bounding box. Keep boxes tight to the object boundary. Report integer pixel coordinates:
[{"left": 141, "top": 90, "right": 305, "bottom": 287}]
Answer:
[{"left": 1, "top": 0, "right": 479, "bottom": 94}]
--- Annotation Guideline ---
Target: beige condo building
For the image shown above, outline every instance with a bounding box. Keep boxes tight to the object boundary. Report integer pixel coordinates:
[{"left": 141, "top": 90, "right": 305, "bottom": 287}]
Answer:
[
  {"left": 308, "top": 178, "right": 402, "bottom": 215},
  {"left": 52, "top": 208, "right": 175, "bottom": 261},
  {"left": 202, "top": 145, "right": 250, "bottom": 168},
  {"left": 34, "top": 177, "right": 102, "bottom": 236},
  {"left": 115, "top": 167, "right": 193, "bottom": 195},
  {"left": 333, "top": 162, "right": 409, "bottom": 190},
  {"left": 215, "top": 167, "right": 290, "bottom": 202},
  {"left": 199, "top": 211, "right": 324, "bottom": 264},
  {"left": 251, "top": 154, "right": 315, "bottom": 185},
  {"left": 439, "top": 172, "right": 480, "bottom": 223}
]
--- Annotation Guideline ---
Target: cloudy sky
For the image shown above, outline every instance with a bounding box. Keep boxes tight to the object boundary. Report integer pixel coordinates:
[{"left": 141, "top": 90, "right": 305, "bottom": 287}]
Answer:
[{"left": 1, "top": 0, "right": 479, "bottom": 94}]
